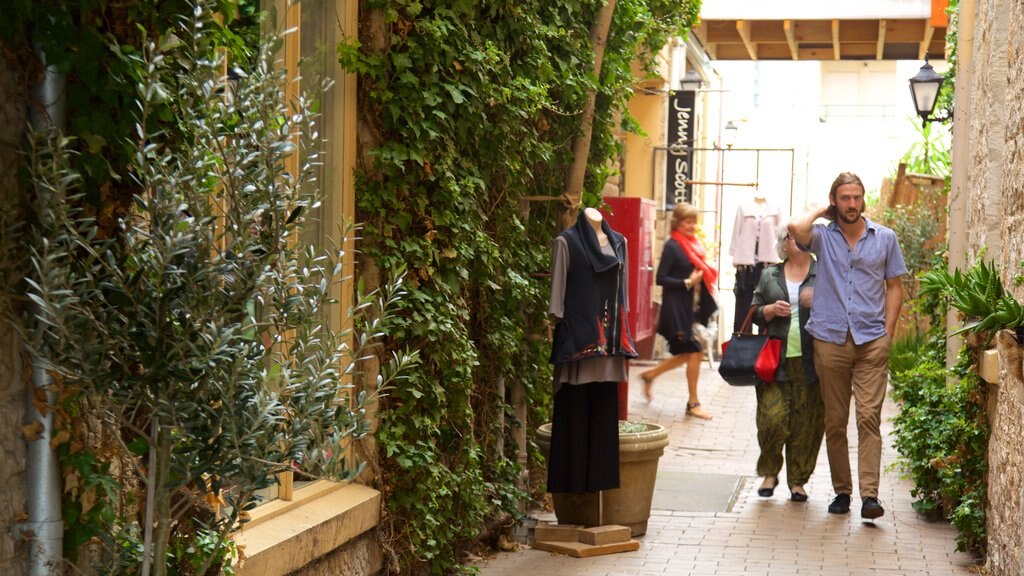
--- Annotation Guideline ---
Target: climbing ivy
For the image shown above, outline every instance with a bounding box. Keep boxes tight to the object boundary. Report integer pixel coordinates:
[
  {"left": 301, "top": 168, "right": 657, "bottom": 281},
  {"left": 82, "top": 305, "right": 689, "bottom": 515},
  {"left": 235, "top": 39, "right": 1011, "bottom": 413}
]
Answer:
[
  {"left": 339, "top": 0, "right": 700, "bottom": 573},
  {"left": 2, "top": 0, "right": 261, "bottom": 225}
]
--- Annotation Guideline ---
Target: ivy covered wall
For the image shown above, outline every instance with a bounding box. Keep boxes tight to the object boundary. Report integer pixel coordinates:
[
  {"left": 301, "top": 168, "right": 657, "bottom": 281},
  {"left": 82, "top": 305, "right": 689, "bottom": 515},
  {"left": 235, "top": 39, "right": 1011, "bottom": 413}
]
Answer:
[
  {"left": 1, "top": 0, "right": 702, "bottom": 574},
  {"left": 339, "top": 0, "right": 700, "bottom": 573}
]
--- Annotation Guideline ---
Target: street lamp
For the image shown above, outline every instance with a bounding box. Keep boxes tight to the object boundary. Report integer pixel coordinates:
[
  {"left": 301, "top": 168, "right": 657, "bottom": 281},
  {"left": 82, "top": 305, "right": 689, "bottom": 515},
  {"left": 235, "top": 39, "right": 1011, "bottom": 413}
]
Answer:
[
  {"left": 680, "top": 69, "right": 704, "bottom": 92},
  {"left": 723, "top": 120, "right": 739, "bottom": 149},
  {"left": 908, "top": 59, "right": 952, "bottom": 127}
]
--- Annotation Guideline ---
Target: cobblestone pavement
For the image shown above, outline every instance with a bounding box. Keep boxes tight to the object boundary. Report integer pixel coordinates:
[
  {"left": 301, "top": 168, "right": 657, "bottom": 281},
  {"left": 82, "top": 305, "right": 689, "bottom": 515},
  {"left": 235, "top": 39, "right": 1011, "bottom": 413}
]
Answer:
[{"left": 472, "top": 360, "right": 984, "bottom": 576}]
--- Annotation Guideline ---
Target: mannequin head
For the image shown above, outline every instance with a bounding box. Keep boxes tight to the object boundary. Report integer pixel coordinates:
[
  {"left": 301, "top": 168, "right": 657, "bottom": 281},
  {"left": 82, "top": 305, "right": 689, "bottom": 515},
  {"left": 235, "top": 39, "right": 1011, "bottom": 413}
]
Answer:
[
  {"left": 670, "top": 202, "right": 699, "bottom": 234},
  {"left": 583, "top": 207, "right": 608, "bottom": 245}
]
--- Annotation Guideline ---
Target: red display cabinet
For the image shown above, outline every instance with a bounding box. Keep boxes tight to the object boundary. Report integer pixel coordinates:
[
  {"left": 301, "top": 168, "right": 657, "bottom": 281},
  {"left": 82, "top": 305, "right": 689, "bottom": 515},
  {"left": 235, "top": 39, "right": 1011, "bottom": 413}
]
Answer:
[
  {"left": 600, "top": 196, "right": 656, "bottom": 342},
  {"left": 600, "top": 196, "right": 656, "bottom": 419}
]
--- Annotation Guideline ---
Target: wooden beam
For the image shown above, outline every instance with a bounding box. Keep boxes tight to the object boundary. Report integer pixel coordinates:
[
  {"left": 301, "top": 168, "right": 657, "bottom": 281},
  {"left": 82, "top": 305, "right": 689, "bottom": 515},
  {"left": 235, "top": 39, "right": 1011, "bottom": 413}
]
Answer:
[
  {"left": 837, "top": 20, "right": 879, "bottom": 41},
  {"left": 691, "top": 23, "right": 708, "bottom": 47},
  {"left": 794, "top": 20, "right": 833, "bottom": 43},
  {"left": 755, "top": 44, "right": 795, "bottom": 60},
  {"left": 711, "top": 44, "right": 752, "bottom": 60},
  {"left": 831, "top": 20, "right": 840, "bottom": 60},
  {"left": 876, "top": 20, "right": 886, "bottom": 60},
  {"left": 799, "top": 47, "right": 836, "bottom": 60},
  {"left": 747, "top": 21, "right": 787, "bottom": 43},
  {"left": 920, "top": 23, "right": 935, "bottom": 59},
  {"left": 701, "top": 20, "right": 742, "bottom": 43},
  {"left": 736, "top": 20, "right": 758, "bottom": 60},
  {"left": 887, "top": 20, "right": 927, "bottom": 42},
  {"left": 784, "top": 20, "right": 799, "bottom": 60},
  {"left": 840, "top": 43, "right": 878, "bottom": 58}
]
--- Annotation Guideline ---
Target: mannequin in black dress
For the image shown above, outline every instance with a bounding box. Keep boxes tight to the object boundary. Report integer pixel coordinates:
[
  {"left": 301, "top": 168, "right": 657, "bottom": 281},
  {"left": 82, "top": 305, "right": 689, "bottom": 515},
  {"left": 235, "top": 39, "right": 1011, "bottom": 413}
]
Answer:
[{"left": 547, "top": 208, "right": 637, "bottom": 493}]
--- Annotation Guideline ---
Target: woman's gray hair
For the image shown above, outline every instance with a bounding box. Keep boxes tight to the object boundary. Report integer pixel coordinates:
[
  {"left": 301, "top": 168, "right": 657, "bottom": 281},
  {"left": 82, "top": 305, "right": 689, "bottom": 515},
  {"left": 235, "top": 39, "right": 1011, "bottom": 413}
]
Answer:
[{"left": 775, "top": 221, "right": 790, "bottom": 261}]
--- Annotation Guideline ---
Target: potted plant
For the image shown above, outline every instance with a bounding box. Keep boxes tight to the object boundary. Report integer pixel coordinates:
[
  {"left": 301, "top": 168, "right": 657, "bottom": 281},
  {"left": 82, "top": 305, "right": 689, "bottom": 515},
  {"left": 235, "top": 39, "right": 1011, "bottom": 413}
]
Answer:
[
  {"left": 535, "top": 420, "right": 669, "bottom": 536},
  {"left": 10, "top": 11, "right": 418, "bottom": 574},
  {"left": 920, "top": 258, "right": 1024, "bottom": 378}
]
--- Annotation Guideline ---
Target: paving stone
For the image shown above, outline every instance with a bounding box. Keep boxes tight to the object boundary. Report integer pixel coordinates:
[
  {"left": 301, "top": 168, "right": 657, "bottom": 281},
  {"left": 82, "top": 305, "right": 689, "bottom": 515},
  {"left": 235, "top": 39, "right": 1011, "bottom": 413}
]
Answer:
[{"left": 472, "top": 364, "right": 984, "bottom": 576}]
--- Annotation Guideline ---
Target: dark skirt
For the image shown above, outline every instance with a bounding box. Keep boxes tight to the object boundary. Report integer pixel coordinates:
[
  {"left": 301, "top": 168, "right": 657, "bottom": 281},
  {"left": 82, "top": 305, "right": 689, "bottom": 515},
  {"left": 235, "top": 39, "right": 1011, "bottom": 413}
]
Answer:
[
  {"left": 668, "top": 334, "right": 703, "bottom": 355},
  {"left": 546, "top": 381, "right": 620, "bottom": 494}
]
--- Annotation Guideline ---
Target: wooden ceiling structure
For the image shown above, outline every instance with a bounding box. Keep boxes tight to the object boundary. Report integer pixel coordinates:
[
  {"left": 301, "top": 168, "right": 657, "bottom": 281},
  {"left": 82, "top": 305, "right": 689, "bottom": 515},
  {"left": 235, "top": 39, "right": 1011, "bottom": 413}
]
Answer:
[{"left": 691, "top": 1, "right": 950, "bottom": 61}]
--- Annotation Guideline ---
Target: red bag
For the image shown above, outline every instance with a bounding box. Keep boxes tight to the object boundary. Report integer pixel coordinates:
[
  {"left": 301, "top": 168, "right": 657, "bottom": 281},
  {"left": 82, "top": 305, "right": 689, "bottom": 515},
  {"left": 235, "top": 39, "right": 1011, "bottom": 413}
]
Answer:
[{"left": 754, "top": 337, "right": 782, "bottom": 383}]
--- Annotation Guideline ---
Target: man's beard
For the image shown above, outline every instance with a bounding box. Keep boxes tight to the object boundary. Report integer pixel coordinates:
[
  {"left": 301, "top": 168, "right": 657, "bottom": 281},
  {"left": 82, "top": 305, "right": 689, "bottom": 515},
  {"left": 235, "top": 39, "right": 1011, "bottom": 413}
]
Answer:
[{"left": 838, "top": 206, "right": 862, "bottom": 225}]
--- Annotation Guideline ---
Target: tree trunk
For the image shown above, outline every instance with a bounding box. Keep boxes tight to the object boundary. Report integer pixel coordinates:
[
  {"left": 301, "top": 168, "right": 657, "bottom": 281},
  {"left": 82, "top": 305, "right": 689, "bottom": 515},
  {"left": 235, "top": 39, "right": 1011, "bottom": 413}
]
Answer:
[
  {"left": 560, "top": 0, "right": 618, "bottom": 230},
  {"left": 142, "top": 419, "right": 173, "bottom": 576}
]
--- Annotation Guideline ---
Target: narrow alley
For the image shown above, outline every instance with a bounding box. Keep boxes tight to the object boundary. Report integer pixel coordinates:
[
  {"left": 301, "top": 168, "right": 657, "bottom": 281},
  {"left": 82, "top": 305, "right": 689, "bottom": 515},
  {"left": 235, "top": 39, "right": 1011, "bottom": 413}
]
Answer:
[{"left": 474, "top": 361, "right": 983, "bottom": 576}]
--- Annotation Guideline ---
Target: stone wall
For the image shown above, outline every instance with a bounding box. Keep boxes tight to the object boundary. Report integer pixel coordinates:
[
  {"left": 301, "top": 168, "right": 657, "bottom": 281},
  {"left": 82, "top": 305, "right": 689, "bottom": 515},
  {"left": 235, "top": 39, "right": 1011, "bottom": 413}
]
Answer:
[
  {"left": 1001, "top": 1, "right": 1024, "bottom": 275},
  {"left": 965, "top": 0, "right": 1009, "bottom": 262},
  {"left": 976, "top": 0, "right": 1024, "bottom": 575},
  {"left": 289, "top": 533, "right": 383, "bottom": 576},
  {"left": 0, "top": 49, "right": 28, "bottom": 576},
  {"left": 990, "top": 334, "right": 1024, "bottom": 576}
]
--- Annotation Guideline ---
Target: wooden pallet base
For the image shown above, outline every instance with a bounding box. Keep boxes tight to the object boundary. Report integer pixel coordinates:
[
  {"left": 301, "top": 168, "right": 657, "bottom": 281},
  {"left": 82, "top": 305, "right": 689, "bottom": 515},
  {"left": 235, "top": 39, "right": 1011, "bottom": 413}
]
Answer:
[{"left": 532, "top": 539, "right": 640, "bottom": 558}]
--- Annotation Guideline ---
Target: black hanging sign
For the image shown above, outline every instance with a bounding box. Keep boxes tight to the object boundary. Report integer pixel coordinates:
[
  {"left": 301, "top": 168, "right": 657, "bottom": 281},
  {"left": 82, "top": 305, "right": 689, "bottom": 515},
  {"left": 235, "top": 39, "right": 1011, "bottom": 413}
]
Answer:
[{"left": 665, "top": 90, "right": 696, "bottom": 210}]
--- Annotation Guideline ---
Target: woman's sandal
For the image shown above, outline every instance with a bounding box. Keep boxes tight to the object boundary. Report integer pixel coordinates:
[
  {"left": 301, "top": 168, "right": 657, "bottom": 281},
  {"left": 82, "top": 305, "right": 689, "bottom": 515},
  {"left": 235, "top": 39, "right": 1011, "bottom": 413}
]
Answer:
[{"left": 686, "top": 401, "right": 712, "bottom": 420}]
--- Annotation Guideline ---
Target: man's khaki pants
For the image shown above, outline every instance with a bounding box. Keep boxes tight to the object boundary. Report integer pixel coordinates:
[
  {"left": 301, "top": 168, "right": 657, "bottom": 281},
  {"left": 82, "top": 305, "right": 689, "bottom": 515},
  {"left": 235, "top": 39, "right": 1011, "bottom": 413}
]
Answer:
[{"left": 813, "top": 333, "right": 890, "bottom": 499}]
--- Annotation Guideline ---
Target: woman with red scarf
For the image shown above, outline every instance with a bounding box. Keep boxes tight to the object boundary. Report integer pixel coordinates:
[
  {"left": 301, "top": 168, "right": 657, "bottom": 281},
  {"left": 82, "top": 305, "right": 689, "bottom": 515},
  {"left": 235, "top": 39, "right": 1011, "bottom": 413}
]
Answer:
[{"left": 638, "top": 202, "right": 718, "bottom": 419}]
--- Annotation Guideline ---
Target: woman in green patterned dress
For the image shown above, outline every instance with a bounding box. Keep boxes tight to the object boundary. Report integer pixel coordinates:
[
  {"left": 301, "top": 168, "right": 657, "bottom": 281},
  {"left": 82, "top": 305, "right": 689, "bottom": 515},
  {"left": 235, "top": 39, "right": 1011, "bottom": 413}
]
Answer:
[{"left": 749, "top": 225, "right": 824, "bottom": 502}]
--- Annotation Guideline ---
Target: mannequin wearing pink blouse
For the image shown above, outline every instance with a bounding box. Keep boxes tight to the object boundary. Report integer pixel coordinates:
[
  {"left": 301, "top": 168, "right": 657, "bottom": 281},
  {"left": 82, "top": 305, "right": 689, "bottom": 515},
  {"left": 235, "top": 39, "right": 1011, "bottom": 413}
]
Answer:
[{"left": 730, "top": 191, "right": 782, "bottom": 333}]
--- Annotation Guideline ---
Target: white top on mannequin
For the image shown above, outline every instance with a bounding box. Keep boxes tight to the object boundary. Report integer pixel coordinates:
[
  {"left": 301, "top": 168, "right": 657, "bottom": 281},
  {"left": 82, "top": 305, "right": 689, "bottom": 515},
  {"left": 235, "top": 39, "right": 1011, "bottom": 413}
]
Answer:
[
  {"left": 583, "top": 207, "right": 609, "bottom": 246},
  {"left": 730, "top": 193, "right": 782, "bottom": 266}
]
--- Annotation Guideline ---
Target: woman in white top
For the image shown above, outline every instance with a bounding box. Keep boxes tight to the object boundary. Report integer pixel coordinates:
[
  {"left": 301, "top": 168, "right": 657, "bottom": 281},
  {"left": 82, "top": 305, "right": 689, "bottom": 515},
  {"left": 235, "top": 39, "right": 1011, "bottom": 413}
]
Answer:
[{"left": 747, "top": 224, "right": 823, "bottom": 502}]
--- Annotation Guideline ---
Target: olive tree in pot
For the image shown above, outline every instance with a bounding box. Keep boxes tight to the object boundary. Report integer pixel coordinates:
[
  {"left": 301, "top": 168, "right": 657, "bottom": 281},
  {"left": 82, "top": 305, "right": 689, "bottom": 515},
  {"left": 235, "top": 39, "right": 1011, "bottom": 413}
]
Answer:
[{"left": 9, "top": 6, "right": 416, "bottom": 576}]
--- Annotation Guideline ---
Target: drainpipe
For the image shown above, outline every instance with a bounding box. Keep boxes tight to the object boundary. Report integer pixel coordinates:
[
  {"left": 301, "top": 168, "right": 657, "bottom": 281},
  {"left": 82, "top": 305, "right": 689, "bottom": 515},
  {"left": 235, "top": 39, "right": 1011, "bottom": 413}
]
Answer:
[
  {"left": 20, "top": 44, "right": 66, "bottom": 576},
  {"left": 945, "top": 0, "right": 974, "bottom": 368}
]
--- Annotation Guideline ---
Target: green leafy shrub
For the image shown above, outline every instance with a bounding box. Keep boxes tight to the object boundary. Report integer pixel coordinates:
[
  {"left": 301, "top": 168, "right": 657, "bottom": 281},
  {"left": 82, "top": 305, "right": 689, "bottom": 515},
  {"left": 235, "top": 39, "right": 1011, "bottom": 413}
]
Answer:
[
  {"left": 889, "top": 347, "right": 988, "bottom": 555},
  {"left": 889, "top": 330, "right": 937, "bottom": 375}
]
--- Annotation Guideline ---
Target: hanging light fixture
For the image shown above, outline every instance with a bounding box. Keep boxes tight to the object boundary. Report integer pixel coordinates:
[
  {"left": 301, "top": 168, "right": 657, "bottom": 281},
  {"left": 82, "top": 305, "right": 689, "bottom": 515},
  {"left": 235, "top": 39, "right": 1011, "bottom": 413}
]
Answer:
[
  {"left": 908, "top": 59, "right": 952, "bottom": 126},
  {"left": 723, "top": 120, "right": 739, "bottom": 149},
  {"left": 680, "top": 69, "right": 704, "bottom": 92}
]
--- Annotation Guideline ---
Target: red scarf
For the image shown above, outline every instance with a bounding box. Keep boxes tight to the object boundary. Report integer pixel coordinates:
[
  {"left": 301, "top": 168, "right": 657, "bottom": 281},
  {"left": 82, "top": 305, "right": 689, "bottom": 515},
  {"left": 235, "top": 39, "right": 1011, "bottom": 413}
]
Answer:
[{"left": 671, "top": 229, "right": 718, "bottom": 296}]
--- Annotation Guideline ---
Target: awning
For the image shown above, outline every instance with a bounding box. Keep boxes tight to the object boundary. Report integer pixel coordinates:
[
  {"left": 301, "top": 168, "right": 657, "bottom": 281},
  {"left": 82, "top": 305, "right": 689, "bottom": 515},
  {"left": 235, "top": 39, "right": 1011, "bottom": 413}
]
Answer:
[{"left": 692, "top": 0, "right": 950, "bottom": 61}]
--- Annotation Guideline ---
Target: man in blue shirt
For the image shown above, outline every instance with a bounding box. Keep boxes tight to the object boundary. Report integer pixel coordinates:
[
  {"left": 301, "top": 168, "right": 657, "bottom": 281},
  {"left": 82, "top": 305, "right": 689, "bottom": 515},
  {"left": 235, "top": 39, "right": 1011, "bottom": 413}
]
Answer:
[{"left": 788, "top": 172, "right": 907, "bottom": 520}]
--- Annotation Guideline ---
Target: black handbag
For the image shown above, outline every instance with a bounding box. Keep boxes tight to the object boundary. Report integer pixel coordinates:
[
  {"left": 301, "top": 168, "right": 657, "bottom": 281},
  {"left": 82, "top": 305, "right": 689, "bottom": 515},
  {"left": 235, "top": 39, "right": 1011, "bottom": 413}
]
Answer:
[{"left": 718, "top": 307, "right": 780, "bottom": 387}]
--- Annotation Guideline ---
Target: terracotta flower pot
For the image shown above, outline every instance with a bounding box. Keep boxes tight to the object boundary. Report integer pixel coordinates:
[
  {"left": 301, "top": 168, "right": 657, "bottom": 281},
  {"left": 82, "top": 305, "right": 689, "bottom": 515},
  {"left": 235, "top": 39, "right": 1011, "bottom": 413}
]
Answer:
[{"left": 536, "top": 421, "right": 669, "bottom": 536}]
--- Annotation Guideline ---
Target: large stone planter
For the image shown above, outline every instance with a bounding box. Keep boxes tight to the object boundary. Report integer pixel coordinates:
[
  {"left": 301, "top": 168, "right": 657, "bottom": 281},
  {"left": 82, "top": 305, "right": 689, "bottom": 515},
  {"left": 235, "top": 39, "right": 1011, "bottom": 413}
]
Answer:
[{"left": 536, "top": 421, "right": 669, "bottom": 536}]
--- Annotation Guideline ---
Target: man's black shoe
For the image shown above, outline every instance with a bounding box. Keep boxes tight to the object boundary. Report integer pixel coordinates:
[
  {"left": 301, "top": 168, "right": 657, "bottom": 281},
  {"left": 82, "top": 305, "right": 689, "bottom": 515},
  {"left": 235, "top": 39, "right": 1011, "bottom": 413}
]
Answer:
[
  {"left": 828, "top": 493, "right": 851, "bottom": 514},
  {"left": 861, "top": 497, "right": 885, "bottom": 519}
]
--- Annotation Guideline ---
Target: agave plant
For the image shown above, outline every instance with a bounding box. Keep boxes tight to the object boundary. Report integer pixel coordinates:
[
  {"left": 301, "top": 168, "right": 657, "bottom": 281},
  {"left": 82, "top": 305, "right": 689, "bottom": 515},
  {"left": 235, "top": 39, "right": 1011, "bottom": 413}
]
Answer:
[{"left": 919, "top": 257, "right": 1024, "bottom": 342}]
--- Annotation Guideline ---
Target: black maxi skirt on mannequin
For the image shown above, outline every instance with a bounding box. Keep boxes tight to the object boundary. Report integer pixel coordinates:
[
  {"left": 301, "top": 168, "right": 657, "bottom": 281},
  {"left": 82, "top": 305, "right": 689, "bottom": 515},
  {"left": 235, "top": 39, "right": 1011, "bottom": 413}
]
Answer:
[{"left": 546, "top": 380, "right": 620, "bottom": 494}]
